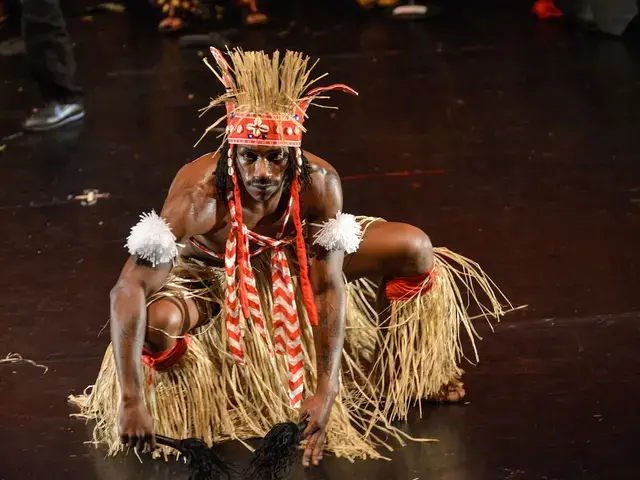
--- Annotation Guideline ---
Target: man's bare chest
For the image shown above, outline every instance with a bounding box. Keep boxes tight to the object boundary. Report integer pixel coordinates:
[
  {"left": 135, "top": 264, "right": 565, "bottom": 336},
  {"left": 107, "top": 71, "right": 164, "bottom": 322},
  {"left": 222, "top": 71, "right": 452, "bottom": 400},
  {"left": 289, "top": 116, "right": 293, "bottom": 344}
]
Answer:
[{"left": 182, "top": 203, "right": 301, "bottom": 261}]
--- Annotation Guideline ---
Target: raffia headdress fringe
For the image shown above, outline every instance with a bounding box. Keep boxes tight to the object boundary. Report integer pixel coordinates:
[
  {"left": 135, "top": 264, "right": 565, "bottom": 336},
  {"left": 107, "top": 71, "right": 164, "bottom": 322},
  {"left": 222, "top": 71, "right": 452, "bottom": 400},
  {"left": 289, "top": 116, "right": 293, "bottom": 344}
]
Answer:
[{"left": 199, "top": 48, "right": 328, "bottom": 146}]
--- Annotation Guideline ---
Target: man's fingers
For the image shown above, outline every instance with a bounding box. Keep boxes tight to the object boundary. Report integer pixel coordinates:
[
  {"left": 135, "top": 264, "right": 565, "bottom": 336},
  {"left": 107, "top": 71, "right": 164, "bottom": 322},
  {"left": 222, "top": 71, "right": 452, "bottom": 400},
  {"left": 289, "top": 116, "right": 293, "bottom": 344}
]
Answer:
[
  {"left": 141, "top": 432, "right": 156, "bottom": 451},
  {"left": 121, "top": 431, "right": 155, "bottom": 452},
  {"left": 302, "top": 420, "right": 320, "bottom": 439},
  {"left": 298, "top": 410, "right": 311, "bottom": 433},
  {"left": 312, "top": 432, "right": 325, "bottom": 466},
  {"left": 298, "top": 410, "right": 310, "bottom": 424},
  {"left": 148, "top": 433, "right": 157, "bottom": 451},
  {"left": 303, "top": 432, "right": 318, "bottom": 468},
  {"left": 136, "top": 433, "right": 147, "bottom": 452}
]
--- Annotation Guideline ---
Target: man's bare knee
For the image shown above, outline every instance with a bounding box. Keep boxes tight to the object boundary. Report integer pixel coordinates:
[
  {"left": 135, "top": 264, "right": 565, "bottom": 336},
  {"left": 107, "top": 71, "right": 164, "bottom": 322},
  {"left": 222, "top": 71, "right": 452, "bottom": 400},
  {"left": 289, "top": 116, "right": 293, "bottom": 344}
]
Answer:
[
  {"left": 400, "top": 228, "right": 434, "bottom": 276},
  {"left": 146, "top": 299, "right": 185, "bottom": 350}
]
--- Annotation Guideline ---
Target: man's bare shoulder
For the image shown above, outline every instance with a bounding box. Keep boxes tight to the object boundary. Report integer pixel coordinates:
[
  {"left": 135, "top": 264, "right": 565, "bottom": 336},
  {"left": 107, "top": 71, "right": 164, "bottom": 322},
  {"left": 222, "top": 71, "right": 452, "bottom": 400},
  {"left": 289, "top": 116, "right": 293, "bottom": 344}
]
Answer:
[
  {"left": 162, "top": 153, "right": 222, "bottom": 235},
  {"left": 304, "top": 151, "right": 339, "bottom": 180},
  {"left": 304, "top": 151, "right": 341, "bottom": 196},
  {"left": 167, "top": 153, "right": 219, "bottom": 197},
  {"left": 302, "top": 151, "right": 343, "bottom": 218}
]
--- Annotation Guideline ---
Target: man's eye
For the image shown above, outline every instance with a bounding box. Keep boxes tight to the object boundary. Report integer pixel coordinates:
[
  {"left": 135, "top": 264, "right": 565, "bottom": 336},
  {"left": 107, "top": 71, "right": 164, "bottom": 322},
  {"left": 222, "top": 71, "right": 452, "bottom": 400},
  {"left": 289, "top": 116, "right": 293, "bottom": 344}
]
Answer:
[{"left": 244, "top": 153, "right": 258, "bottom": 161}]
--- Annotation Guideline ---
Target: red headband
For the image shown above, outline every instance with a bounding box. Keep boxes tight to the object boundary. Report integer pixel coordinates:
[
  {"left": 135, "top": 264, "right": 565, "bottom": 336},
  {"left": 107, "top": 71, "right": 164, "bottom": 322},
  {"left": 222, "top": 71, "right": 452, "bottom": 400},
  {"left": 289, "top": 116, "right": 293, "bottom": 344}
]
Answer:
[{"left": 226, "top": 113, "right": 305, "bottom": 147}]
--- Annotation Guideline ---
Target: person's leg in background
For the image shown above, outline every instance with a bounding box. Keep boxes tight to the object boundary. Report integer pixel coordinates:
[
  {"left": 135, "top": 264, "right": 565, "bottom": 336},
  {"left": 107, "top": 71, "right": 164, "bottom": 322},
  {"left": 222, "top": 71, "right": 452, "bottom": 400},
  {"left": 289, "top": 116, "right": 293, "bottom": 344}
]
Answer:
[
  {"left": 589, "top": 0, "right": 639, "bottom": 36},
  {"left": 243, "top": 0, "right": 268, "bottom": 25},
  {"left": 553, "top": 0, "right": 639, "bottom": 36},
  {"left": 156, "top": 0, "right": 199, "bottom": 33},
  {"left": 0, "top": 0, "right": 22, "bottom": 37},
  {"left": 21, "top": 0, "right": 85, "bottom": 132}
]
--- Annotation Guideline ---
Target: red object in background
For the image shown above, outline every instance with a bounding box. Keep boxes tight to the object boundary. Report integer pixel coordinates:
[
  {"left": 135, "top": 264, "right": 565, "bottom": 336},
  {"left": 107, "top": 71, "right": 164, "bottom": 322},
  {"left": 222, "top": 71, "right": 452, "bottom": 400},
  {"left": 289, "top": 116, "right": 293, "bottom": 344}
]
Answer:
[{"left": 532, "top": 0, "right": 563, "bottom": 19}]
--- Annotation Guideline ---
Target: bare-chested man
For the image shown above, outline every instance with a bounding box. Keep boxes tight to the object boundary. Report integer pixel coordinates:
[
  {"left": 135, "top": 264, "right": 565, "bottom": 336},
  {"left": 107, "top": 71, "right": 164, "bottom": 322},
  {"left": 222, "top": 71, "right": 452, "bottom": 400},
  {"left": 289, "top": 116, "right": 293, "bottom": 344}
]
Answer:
[{"left": 71, "top": 48, "right": 512, "bottom": 466}]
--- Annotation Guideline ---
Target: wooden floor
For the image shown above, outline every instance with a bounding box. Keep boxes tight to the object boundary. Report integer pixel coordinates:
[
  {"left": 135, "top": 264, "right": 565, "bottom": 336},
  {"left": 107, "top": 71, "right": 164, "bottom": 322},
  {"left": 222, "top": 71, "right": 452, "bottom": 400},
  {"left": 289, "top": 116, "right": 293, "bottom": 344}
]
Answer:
[{"left": 1, "top": 1, "right": 639, "bottom": 478}]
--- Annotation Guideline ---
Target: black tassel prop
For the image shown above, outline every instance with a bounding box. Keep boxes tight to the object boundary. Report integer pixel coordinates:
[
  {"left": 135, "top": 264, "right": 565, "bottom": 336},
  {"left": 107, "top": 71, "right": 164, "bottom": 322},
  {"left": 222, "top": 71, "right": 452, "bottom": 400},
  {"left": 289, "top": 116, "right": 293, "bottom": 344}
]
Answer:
[
  {"left": 155, "top": 434, "right": 233, "bottom": 480},
  {"left": 243, "top": 420, "right": 308, "bottom": 480}
]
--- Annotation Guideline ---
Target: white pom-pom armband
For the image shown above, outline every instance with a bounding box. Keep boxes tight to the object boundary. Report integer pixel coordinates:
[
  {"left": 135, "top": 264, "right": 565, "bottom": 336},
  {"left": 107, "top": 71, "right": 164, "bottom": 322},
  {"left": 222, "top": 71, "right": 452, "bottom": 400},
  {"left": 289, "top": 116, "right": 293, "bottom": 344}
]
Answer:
[
  {"left": 126, "top": 210, "right": 179, "bottom": 267},
  {"left": 311, "top": 212, "right": 362, "bottom": 254}
]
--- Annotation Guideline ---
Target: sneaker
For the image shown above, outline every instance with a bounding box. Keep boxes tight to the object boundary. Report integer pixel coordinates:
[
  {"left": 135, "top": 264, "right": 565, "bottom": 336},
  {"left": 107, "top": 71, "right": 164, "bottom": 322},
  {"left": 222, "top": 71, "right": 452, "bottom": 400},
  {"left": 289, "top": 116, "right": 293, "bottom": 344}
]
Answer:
[{"left": 22, "top": 102, "right": 85, "bottom": 132}]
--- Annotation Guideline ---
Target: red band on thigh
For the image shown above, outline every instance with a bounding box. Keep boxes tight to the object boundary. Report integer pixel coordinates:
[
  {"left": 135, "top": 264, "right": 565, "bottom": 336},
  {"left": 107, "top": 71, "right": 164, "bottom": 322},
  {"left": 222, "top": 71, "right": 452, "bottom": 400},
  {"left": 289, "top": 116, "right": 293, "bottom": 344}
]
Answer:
[
  {"left": 142, "top": 335, "right": 191, "bottom": 373},
  {"left": 385, "top": 266, "right": 436, "bottom": 300}
]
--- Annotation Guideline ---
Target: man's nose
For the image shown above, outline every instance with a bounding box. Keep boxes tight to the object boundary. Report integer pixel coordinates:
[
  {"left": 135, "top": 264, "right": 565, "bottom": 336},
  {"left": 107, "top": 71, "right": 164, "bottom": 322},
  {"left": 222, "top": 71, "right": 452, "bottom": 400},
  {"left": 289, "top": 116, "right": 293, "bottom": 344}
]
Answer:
[{"left": 255, "top": 158, "right": 271, "bottom": 179}]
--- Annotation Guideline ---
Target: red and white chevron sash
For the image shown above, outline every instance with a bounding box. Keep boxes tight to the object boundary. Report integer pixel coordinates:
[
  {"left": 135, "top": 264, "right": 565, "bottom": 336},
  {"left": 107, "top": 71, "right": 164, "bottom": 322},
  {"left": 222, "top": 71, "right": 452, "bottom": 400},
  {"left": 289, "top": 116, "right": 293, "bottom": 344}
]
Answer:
[
  {"left": 249, "top": 230, "right": 305, "bottom": 407},
  {"left": 188, "top": 195, "right": 306, "bottom": 407}
]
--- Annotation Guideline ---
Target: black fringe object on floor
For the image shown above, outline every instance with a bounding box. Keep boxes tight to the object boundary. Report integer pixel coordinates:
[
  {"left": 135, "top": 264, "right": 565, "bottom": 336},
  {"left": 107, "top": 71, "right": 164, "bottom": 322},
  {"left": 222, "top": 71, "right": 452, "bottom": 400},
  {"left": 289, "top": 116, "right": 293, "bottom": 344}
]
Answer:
[
  {"left": 155, "top": 434, "right": 233, "bottom": 480},
  {"left": 244, "top": 420, "right": 308, "bottom": 480}
]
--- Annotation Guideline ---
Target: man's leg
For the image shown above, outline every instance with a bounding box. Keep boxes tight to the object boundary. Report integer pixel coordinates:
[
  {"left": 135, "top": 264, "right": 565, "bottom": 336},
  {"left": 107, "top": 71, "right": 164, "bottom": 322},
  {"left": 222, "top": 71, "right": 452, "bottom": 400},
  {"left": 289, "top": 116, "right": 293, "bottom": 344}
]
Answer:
[
  {"left": 343, "top": 220, "right": 465, "bottom": 402},
  {"left": 343, "top": 221, "right": 433, "bottom": 282},
  {"left": 144, "top": 296, "right": 212, "bottom": 351},
  {"left": 21, "top": 0, "right": 85, "bottom": 131}
]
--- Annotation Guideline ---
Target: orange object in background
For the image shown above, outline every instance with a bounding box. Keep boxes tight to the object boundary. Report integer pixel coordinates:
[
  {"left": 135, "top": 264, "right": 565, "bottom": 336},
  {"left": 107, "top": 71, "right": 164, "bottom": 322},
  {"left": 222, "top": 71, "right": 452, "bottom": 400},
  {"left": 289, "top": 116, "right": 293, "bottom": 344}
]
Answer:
[{"left": 532, "top": 0, "right": 563, "bottom": 19}]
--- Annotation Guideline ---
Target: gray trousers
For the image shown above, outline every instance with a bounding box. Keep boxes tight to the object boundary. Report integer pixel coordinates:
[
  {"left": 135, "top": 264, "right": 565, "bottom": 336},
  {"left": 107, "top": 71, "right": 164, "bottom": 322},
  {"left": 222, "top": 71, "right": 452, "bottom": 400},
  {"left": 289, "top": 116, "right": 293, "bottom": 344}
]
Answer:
[{"left": 555, "top": 0, "right": 639, "bottom": 35}]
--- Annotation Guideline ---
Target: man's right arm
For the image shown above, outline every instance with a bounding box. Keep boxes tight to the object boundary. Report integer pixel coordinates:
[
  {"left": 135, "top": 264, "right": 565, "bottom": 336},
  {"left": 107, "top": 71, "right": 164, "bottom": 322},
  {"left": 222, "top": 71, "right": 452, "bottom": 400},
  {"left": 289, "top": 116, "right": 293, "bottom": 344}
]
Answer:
[
  {"left": 110, "top": 254, "right": 172, "bottom": 451},
  {"left": 110, "top": 166, "right": 216, "bottom": 450}
]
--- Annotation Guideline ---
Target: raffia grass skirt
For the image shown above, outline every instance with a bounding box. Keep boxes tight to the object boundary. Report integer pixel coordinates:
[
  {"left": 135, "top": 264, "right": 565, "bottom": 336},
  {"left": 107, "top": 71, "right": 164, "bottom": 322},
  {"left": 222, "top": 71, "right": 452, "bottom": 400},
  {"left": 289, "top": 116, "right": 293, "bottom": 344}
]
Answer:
[{"left": 69, "top": 230, "right": 514, "bottom": 461}]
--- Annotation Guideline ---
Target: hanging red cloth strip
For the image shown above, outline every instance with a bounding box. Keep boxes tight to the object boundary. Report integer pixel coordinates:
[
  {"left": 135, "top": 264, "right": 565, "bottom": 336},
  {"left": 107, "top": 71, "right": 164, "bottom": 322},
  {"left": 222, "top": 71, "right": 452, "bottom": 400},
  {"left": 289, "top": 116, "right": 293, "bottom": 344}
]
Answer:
[
  {"left": 290, "top": 170, "right": 318, "bottom": 327},
  {"left": 385, "top": 267, "right": 437, "bottom": 301},
  {"left": 141, "top": 335, "right": 191, "bottom": 384}
]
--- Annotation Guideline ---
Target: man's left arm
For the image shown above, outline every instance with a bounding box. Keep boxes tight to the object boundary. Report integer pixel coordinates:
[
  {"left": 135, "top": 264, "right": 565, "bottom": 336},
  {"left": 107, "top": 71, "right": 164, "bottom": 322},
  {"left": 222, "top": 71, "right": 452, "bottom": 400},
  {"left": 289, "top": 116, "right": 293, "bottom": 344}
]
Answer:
[
  {"left": 299, "top": 171, "right": 347, "bottom": 467},
  {"left": 310, "top": 248, "right": 346, "bottom": 396}
]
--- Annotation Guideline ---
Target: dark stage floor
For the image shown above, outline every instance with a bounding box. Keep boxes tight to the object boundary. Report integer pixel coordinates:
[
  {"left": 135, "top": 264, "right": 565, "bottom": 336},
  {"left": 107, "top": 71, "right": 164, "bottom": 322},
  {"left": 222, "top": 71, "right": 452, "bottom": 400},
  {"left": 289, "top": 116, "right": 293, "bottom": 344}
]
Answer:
[{"left": 1, "top": 2, "right": 640, "bottom": 479}]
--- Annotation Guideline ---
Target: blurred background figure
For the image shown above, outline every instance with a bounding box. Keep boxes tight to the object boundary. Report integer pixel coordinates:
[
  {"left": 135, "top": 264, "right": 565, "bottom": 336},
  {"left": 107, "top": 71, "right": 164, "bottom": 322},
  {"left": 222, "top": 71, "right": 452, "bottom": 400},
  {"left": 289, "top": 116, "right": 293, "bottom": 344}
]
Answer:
[
  {"left": 357, "top": 0, "right": 400, "bottom": 8},
  {"left": 533, "top": 0, "right": 639, "bottom": 37},
  {"left": 532, "top": 0, "right": 563, "bottom": 18},
  {"left": 0, "top": 0, "right": 22, "bottom": 43},
  {"left": 154, "top": 0, "right": 267, "bottom": 34},
  {"left": 242, "top": 0, "right": 268, "bottom": 25},
  {"left": 155, "top": 0, "right": 200, "bottom": 33},
  {"left": 356, "top": 0, "right": 438, "bottom": 20},
  {"left": 21, "top": 0, "right": 84, "bottom": 132}
]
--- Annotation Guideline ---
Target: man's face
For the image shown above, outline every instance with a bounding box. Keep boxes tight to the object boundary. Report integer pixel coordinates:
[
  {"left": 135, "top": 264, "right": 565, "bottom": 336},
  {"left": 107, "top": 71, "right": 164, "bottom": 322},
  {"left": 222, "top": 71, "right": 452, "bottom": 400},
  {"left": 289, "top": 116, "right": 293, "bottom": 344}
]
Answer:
[{"left": 235, "top": 145, "right": 289, "bottom": 201}]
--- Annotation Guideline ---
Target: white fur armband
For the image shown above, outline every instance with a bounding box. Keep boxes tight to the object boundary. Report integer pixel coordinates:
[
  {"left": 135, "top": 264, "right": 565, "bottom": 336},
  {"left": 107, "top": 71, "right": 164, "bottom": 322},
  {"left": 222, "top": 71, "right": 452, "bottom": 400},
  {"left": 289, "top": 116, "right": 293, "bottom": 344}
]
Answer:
[
  {"left": 312, "top": 212, "right": 362, "bottom": 254},
  {"left": 126, "top": 210, "right": 178, "bottom": 267}
]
